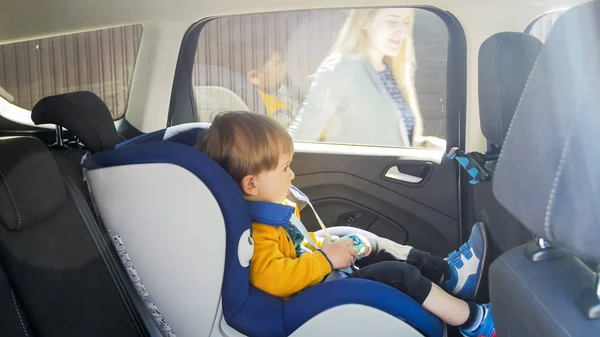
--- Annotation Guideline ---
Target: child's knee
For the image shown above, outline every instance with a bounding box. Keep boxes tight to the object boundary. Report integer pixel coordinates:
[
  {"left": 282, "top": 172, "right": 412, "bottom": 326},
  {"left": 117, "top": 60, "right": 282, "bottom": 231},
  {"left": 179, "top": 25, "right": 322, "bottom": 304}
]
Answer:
[{"left": 389, "top": 261, "right": 423, "bottom": 283}]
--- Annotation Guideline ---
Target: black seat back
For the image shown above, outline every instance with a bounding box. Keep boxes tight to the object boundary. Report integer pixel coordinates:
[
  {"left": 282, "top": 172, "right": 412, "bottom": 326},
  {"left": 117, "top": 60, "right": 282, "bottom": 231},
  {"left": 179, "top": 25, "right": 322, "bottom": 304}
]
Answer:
[
  {"left": 0, "top": 263, "right": 33, "bottom": 337},
  {"left": 0, "top": 136, "right": 142, "bottom": 337},
  {"left": 490, "top": 1, "right": 600, "bottom": 335},
  {"left": 476, "top": 32, "right": 542, "bottom": 258}
]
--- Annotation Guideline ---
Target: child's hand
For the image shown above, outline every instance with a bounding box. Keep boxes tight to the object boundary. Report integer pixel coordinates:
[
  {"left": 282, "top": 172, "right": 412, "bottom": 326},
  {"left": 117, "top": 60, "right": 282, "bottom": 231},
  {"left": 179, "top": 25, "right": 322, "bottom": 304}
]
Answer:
[{"left": 320, "top": 236, "right": 357, "bottom": 269}]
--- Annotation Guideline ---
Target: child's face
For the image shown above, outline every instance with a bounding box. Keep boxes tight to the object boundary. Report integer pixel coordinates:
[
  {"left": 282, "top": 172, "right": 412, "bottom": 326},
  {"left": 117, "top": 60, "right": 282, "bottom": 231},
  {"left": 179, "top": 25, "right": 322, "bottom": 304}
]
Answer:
[
  {"left": 248, "top": 52, "right": 288, "bottom": 92},
  {"left": 244, "top": 151, "right": 295, "bottom": 203}
]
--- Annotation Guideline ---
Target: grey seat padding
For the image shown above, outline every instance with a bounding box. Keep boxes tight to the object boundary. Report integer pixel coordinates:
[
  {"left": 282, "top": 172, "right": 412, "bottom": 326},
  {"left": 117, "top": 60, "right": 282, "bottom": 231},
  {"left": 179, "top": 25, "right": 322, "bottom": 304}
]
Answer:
[
  {"left": 490, "top": 247, "right": 600, "bottom": 336},
  {"left": 478, "top": 32, "right": 543, "bottom": 147},
  {"left": 475, "top": 32, "right": 542, "bottom": 258},
  {"left": 490, "top": 2, "right": 600, "bottom": 336},
  {"left": 493, "top": 0, "right": 600, "bottom": 262}
]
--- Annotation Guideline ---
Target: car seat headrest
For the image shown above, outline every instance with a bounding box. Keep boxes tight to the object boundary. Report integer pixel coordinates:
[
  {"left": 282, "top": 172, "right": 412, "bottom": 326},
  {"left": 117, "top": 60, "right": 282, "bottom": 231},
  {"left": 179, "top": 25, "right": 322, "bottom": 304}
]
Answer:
[
  {"left": 0, "top": 137, "right": 67, "bottom": 231},
  {"left": 31, "top": 91, "right": 125, "bottom": 153},
  {"left": 478, "top": 32, "right": 543, "bottom": 147},
  {"left": 494, "top": 1, "right": 600, "bottom": 263}
]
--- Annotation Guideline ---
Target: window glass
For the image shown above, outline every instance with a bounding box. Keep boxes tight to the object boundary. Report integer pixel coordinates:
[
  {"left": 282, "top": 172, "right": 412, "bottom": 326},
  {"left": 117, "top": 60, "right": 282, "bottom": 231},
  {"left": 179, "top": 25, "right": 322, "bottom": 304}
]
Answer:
[
  {"left": 527, "top": 10, "right": 565, "bottom": 43},
  {"left": 0, "top": 24, "right": 143, "bottom": 120},
  {"left": 192, "top": 8, "right": 449, "bottom": 148}
]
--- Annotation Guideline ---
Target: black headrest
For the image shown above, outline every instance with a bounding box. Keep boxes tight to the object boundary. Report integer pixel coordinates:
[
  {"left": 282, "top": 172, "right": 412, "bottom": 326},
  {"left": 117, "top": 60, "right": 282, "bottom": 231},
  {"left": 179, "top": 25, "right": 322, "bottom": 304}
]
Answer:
[
  {"left": 31, "top": 91, "right": 125, "bottom": 153},
  {"left": 479, "top": 32, "right": 543, "bottom": 146},
  {"left": 0, "top": 137, "right": 67, "bottom": 231},
  {"left": 494, "top": 1, "right": 600, "bottom": 262}
]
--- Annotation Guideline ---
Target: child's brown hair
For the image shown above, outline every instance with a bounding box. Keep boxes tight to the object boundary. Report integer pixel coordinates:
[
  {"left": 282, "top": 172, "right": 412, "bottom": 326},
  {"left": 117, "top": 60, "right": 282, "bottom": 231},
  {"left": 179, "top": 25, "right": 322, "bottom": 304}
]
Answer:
[{"left": 197, "top": 111, "right": 294, "bottom": 184}]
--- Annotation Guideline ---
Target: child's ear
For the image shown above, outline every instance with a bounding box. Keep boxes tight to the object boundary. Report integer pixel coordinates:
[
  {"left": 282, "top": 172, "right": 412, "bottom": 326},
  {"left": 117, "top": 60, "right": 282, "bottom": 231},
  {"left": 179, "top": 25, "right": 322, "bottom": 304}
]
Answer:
[
  {"left": 240, "top": 175, "right": 259, "bottom": 196},
  {"left": 247, "top": 70, "right": 261, "bottom": 86}
]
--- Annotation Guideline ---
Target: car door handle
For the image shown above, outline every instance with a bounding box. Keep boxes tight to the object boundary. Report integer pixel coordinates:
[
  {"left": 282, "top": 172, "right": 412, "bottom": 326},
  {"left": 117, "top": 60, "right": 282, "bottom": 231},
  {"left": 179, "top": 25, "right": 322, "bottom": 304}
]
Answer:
[{"left": 384, "top": 164, "right": 432, "bottom": 184}]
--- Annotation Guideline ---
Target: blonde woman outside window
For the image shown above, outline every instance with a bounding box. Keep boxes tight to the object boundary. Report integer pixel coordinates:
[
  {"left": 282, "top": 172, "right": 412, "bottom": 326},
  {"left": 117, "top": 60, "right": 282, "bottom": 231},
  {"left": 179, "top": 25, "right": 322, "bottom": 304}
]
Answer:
[{"left": 288, "top": 8, "right": 446, "bottom": 149}]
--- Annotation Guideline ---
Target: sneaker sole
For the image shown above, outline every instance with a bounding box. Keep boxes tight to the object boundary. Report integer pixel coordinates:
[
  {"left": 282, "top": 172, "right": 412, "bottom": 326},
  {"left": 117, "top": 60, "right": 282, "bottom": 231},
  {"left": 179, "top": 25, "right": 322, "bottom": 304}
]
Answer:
[{"left": 471, "top": 221, "right": 489, "bottom": 301}]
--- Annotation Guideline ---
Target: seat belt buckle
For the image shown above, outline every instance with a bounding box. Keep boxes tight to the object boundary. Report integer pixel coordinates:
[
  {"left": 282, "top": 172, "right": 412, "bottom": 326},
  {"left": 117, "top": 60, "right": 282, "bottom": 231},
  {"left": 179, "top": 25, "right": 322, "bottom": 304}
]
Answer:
[{"left": 447, "top": 147, "right": 492, "bottom": 185}]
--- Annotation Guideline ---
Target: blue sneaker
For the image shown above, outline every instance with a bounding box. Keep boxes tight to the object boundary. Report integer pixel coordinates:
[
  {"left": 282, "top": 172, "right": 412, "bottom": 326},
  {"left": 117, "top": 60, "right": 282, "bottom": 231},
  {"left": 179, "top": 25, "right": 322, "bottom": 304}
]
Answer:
[
  {"left": 459, "top": 304, "right": 496, "bottom": 337},
  {"left": 443, "top": 223, "right": 488, "bottom": 301}
]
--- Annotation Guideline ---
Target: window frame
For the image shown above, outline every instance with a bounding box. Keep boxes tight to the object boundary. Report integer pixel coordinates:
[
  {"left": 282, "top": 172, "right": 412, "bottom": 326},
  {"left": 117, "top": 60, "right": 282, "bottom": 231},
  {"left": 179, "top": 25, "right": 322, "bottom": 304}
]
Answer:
[
  {"left": 524, "top": 8, "right": 567, "bottom": 37},
  {"left": 167, "top": 6, "right": 466, "bottom": 152}
]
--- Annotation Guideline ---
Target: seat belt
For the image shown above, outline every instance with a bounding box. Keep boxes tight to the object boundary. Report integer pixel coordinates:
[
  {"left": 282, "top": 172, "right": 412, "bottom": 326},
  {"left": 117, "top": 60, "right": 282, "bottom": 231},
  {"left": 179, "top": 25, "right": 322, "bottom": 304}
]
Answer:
[
  {"left": 63, "top": 172, "right": 164, "bottom": 337},
  {"left": 288, "top": 188, "right": 354, "bottom": 280},
  {"left": 290, "top": 214, "right": 320, "bottom": 250},
  {"left": 289, "top": 186, "right": 330, "bottom": 237}
]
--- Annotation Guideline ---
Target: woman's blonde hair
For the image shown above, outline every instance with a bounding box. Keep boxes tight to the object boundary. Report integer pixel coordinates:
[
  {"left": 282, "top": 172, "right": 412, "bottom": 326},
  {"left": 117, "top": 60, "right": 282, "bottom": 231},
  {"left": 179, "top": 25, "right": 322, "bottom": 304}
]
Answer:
[{"left": 332, "top": 8, "right": 423, "bottom": 140}]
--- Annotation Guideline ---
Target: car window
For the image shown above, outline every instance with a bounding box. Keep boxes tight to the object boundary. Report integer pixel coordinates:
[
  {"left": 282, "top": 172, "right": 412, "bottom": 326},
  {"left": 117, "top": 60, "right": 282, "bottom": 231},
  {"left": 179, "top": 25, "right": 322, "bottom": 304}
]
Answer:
[
  {"left": 191, "top": 8, "right": 451, "bottom": 149},
  {"left": 0, "top": 24, "right": 142, "bottom": 120}
]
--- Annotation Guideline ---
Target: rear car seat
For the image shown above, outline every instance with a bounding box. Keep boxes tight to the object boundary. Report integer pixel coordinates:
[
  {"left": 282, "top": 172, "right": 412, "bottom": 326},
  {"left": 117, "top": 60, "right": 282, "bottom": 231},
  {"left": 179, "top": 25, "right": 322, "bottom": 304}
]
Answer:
[
  {"left": 0, "top": 136, "right": 143, "bottom": 337},
  {"left": 31, "top": 91, "right": 169, "bottom": 337},
  {"left": 0, "top": 91, "right": 160, "bottom": 337}
]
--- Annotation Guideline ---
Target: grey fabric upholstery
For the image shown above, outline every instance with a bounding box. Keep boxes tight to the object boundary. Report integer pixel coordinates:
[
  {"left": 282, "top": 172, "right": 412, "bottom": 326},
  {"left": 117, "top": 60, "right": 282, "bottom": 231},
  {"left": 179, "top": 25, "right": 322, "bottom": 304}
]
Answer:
[
  {"left": 490, "top": 246, "right": 600, "bottom": 336},
  {"left": 494, "top": 0, "right": 600, "bottom": 262},
  {"left": 475, "top": 32, "right": 542, "bottom": 259},
  {"left": 490, "top": 2, "right": 600, "bottom": 337},
  {"left": 479, "top": 32, "right": 543, "bottom": 146},
  {"left": 474, "top": 161, "right": 533, "bottom": 258}
]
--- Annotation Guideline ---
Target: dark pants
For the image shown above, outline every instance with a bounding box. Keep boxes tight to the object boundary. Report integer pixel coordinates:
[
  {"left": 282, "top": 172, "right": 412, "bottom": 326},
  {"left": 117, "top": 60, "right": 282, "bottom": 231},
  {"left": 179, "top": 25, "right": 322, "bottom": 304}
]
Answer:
[{"left": 348, "top": 236, "right": 449, "bottom": 304}]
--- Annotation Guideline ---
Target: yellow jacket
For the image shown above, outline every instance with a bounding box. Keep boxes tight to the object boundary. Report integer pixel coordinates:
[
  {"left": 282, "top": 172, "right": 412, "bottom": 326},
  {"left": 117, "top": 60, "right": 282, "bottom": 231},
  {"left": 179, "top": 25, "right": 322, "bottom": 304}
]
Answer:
[{"left": 248, "top": 199, "right": 333, "bottom": 298}]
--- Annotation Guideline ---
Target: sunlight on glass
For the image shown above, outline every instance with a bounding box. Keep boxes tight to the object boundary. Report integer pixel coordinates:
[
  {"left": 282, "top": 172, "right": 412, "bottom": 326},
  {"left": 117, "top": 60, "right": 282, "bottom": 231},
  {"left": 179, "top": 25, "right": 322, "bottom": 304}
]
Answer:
[{"left": 193, "top": 8, "right": 448, "bottom": 149}]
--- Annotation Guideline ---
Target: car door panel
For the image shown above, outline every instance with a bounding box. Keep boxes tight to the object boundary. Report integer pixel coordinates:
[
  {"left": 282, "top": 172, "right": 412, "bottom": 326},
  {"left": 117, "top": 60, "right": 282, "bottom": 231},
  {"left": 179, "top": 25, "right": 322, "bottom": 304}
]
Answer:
[{"left": 292, "top": 147, "right": 460, "bottom": 257}]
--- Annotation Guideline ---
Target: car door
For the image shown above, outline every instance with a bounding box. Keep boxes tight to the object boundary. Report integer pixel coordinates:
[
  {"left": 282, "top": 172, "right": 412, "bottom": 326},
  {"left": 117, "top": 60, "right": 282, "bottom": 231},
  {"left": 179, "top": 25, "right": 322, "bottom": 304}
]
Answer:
[
  {"left": 292, "top": 144, "right": 461, "bottom": 256},
  {"left": 167, "top": 7, "right": 468, "bottom": 256}
]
